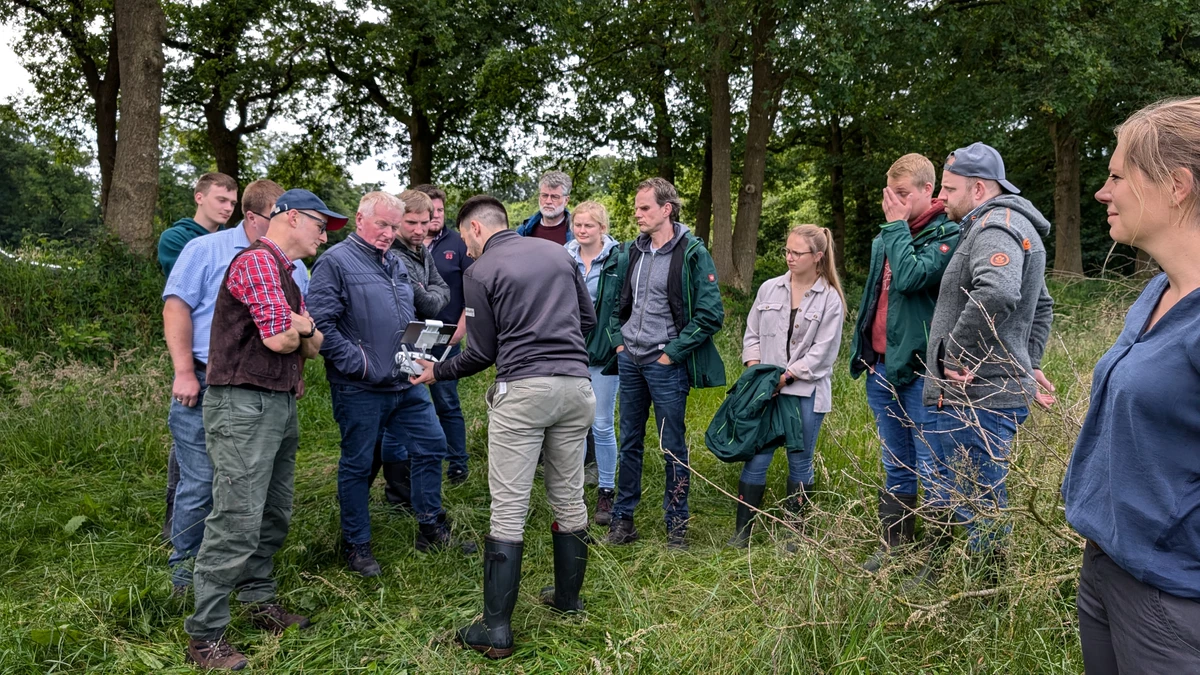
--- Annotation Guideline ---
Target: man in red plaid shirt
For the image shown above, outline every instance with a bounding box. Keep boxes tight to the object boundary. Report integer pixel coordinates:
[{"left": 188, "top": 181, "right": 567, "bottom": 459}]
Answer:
[{"left": 184, "top": 189, "right": 346, "bottom": 670}]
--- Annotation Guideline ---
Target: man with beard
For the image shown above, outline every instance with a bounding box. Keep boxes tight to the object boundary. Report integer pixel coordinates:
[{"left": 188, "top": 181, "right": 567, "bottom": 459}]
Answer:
[{"left": 516, "top": 170, "right": 573, "bottom": 244}]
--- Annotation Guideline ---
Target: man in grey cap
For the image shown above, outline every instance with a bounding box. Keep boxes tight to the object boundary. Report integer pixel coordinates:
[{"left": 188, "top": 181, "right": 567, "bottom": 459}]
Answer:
[{"left": 915, "top": 142, "right": 1057, "bottom": 587}]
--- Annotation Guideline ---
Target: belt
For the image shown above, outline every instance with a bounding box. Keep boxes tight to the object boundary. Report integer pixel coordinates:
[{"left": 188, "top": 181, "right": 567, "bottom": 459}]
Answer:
[{"left": 193, "top": 358, "right": 207, "bottom": 373}]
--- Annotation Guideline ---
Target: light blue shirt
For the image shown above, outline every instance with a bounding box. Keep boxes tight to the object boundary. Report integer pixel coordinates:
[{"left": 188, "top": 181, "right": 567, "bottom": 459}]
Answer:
[{"left": 162, "top": 223, "right": 310, "bottom": 364}]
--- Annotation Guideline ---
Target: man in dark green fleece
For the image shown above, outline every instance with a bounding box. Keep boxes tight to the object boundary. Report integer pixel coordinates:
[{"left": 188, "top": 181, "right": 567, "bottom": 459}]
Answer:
[
  {"left": 157, "top": 172, "right": 238, "bottom": 277},
  {"left": 918, "top": 142, "right": 1057, "bottom": 585},
  {"left": 850, "top": 153, "right": 960, "bottom": 573}
]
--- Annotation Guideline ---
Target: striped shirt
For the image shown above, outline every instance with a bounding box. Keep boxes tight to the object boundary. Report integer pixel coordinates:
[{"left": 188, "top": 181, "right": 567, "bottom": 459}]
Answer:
[{"left": 226, "top": 236, "right": 307, "bottom": 339}]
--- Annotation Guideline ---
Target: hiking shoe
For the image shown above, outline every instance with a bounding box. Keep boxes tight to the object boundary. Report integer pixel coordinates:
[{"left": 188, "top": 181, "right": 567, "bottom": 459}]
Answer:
[
  {"left": 416, "top": 514, "right": 479, "bottom": 554},
  {"left": 606, "top": 517, "right": 639, "bottom": 545},
  {"left": 248, "top": 603, "right": 311, "bottom": 634},
  {"left": 447, "top": 466, "right": 469, "bottom": 485},
  {"left": 593, "top": 489, "right": 614, "bottom": 527},
  {"left": 345, "top": 541, "right": 382, "bottom": 578},
  {"left": 186, "top": 637, "right": 248, "bottom": 670},
  {"left": 666, "top": 529, "right": 689, "bottom": 551},
  {"left": 171, "top": 583, "right": 189, "bottom": 600}
]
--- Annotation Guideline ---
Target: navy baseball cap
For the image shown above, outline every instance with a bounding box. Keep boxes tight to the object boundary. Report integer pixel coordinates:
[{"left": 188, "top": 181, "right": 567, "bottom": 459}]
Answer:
[
  {"left": 944, "top": 142, "right": 1020, "bottom": 194},
  {"left": 270, "top": 189, "right": 348, "bottom": 231}
]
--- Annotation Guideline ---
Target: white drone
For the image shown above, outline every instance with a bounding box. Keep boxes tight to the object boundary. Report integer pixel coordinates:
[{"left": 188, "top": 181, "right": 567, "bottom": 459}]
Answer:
[{"left": 394, "top": 320, "right": 458, "bottom": 377}]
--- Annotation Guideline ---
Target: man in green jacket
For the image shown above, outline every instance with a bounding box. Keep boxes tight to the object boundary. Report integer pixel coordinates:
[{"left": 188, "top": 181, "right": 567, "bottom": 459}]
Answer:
[
  {"left": 157, "top": 172, "right": 239, "bottom": 277},
  {"left": 606, "top": 178, "right": 726, "bottom": 550},
  {"left": 849, "top": 154, "right": 960, "bottom": 572}
]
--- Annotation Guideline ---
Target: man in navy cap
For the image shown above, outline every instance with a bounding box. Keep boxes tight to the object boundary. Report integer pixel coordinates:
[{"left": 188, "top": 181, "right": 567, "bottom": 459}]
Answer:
[
  {"left": 914, "top": 142, "right": 1057, "bottom": 587},
  {"left": 183, "top": 188, "right": 344, "bottom": 669}
]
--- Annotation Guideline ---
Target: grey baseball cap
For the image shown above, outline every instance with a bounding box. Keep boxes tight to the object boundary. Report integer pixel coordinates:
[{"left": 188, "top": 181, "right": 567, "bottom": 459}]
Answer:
[{"left": 944, "top": 142, "right": 1020, "bottom": 194}]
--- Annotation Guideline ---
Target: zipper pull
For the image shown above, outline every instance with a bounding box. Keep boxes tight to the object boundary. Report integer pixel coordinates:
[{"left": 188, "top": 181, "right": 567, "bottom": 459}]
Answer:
[{"left": 937, "top": 393, "right": 944, "bottom": 410}]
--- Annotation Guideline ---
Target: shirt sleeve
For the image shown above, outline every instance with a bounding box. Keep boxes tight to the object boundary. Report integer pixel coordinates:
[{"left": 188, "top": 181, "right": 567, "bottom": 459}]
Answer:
[
  {"left": 226, "top": 250, "right": 293, "bottom": 339},
  {"left": 434, "top": 273, "right": 498, "bottom": 381},
  {"left": 162, "top": 238, "right": 206, "bottom": 308}
]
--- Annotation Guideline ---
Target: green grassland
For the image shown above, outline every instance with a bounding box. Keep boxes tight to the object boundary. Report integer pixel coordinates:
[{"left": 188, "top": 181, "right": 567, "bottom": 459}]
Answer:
[{"left": 0, "top": 274, "right": 1143, "bottom": 673}]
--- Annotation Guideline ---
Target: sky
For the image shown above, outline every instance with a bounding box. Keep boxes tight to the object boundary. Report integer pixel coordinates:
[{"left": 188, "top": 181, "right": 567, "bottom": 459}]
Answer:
[{"left": 0, "top": 23, "right": 405, "bottom": 192}]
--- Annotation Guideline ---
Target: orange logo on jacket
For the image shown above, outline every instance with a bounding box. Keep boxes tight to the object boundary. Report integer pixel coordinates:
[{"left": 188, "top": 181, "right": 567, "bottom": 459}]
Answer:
[
  {"left": 990, "top": 253, "right": 1010, "bottom": 267},
  {"left": 939, "top": 244, "right": 950, "bottom": 253}
]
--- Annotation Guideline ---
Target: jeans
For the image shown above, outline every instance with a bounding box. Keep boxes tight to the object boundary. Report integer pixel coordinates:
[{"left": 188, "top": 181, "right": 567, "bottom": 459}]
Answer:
[
  {"left": 168, "top": 368, "right": 212, "bottom": 586},
  {"left": 588, "top": 365, "right": 619, "bottom": 489},
  {"left": 865, "top": 371, "right": 937, "bottom": 495},
  {"left": 1077, "top": 540, "right": 1200, "bottom": 673},
  {"left": 430, "top": 344, "right": 468, "bottom": 475},
  {"left": 926, "top": 404, "right": 1028, "bottom": 552},
  {"left": 485, "top": 377, "right": 595, "bottom": 540},
  {"left": 740, "top": 394, "right": 825, "bottom": 485},
  {"left": 331, "top": 384, "right": 447, "bottom": 541},
  {"left": 186, "top": 385, "right": 297, "bottom": 640},
  {"left": 613, "top": 350, "right": 691, "bottom": 532}
]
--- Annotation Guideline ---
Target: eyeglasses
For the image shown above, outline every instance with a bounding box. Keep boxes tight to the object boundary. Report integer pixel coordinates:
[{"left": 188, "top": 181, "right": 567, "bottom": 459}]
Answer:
[
  {"left": 539, "top": 192, "right": 566, "bottom": 202},
  {"left": 248, "top": 210, "right": 270, "bottom": 223},
  {"left": 296, "top": 210, "right": 330, "bottom": 234},
  {"left": 782, "top": 247, "right": 815, "bottom": 258}
]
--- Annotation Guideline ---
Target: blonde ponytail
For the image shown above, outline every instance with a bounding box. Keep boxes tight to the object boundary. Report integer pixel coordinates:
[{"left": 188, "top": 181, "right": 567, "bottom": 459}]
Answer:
[{"left": 787, "top": 224, "right": 847, "bottom": 311}]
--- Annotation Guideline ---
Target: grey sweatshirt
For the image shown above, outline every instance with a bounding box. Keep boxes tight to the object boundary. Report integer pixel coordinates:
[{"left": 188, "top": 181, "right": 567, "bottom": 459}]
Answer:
[
  {"left": 923, "top": 194, "right": 1054, "bottom": 409},
  {"left": 621, "top": 223, "right": 687, "bottom": 364},
  {"left": 395, "top": 241, "right": 450, "bottom": 320}
]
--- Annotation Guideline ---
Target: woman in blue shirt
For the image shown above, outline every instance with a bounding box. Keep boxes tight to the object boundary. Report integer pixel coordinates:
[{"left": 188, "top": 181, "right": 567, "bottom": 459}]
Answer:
[{"left": 1063, "top": 97, "right": 1200, "bottom": 672}]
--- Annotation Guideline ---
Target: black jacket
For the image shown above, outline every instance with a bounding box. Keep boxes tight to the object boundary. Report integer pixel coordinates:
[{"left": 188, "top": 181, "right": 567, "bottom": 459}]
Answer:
[{"left": 434, "top": 229, "right": 594, "bottom": 383}]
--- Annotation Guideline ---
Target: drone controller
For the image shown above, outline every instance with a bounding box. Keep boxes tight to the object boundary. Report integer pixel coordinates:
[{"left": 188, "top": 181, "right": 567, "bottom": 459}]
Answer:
[{"left": 394, "top": 320, "right": 458, "bottom": 377}]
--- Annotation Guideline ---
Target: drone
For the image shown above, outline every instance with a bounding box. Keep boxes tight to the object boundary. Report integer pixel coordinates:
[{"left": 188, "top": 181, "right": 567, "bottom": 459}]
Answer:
[{"left": 394, "top": 320, "right": 458, "bottom": 377}]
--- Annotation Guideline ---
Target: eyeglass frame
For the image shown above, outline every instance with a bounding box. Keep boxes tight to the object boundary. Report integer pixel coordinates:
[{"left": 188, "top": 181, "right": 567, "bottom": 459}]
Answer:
[
  {"left": 293, "top": 209, "right": 330, "bottom": 234},
  {"left": 781, "top": 246, "right": 816, "bottom": 259}
]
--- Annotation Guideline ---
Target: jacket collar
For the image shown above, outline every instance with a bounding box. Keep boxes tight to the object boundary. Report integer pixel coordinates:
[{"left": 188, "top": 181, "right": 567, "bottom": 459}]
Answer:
[
  {"left": 481, "top": 228, "right": 519, "bottom": 256},
  {"left": 775, "top": 272, "right": 827, "bottom": 294},
  {"left": 347, "top": 232, "right": 393, "bottom": 265}
]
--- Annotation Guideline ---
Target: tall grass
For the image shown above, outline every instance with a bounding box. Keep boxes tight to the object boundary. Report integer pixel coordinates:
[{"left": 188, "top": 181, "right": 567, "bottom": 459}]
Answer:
[{"left": 0, "top": 251, "right": 1140, "bottom": 672}]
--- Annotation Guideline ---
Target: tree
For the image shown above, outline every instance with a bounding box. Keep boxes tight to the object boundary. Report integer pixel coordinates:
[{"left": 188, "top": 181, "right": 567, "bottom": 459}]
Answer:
[
  {"left": 105, "top": 0, "right": 167, "bottom": 255},
  {"left": 320, "top": 0, "right": 554, "bottom": 186}
]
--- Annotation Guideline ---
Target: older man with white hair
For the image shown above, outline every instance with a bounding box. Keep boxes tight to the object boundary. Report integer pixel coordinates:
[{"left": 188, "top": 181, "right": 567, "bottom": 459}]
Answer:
[
  {"left": 516, "top": 170, "right": 574, "bottom": 244},
  {"left": 308, "top": 192, "right": 474, "bottom": 580}
]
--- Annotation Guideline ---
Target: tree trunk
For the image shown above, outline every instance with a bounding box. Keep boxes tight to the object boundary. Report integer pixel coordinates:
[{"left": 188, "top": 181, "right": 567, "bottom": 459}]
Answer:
[
  {"left": 650, "top": 53, "right": 675, "bottom": 184},
  {"left": 107, "top": 0, "right": 166, "bottom": 256},
  {"left": 1049, "top": 117, "right": 1084, "bottom": 275},
  {"left": 729, "top": 0, "right": 780, "bottom": 293},
  {"left": 408, "top": 105, "right": 434, "bottom": 187},
  {"left": 96, "top": 36, "right": 120, "bottom": 220},
  {"left": 708, "top": 30, "right": 735, "bottom": 286},
  {"left": 827, "top": 116, "right": 847, "bottom": 276},
  {"left": 695, "top": 131, "right": 713, "bottom": 246},
  {"left": 205, "top": 95, "right": 244, "bottom": 225}
]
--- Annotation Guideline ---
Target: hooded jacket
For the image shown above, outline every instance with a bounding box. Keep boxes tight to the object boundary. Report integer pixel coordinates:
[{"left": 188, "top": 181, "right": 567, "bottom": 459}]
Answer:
[
  {"left": 704, "top": 364, "right": 797, "bottom": 463},
  {"left": 394, "top": 240, "right": 450, "bottom": 320},
  {"left": 922, "top": 194, "right": 1054, "bottom": 409},
  {"left": 566, "top": 236, "right": 628, "bottom": 371}
]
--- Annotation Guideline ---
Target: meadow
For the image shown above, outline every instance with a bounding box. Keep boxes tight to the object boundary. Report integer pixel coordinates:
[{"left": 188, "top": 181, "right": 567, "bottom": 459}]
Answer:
[{"left": 0, "top": 259, "right": 1143, "bottom": 673}]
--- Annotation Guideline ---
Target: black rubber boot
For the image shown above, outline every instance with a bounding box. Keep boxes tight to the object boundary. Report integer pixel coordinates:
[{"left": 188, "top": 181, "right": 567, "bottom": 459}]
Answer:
[
  {"left": 539, "top": 526, "right": 589, "bottom": 612},
  {"left": 783, "top": 480, "right": 811, "bottom": 553},
  {"left": 863, "top": 491, "right": 918, "bottom": 573},
  {"left": 458, "top": 536, "right": 524, "bottom": 659},
  {"left": 727, "top": 481, "right": 766, "bottom": 549},
  {"left": 904, "top": 509, "right": 956, "bottom": 591},
  {"left": 382, "top": 458, "right": 412, "bottom": 513}
]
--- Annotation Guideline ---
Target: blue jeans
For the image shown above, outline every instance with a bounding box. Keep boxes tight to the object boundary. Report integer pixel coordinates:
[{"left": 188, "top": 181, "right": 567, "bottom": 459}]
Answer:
[
  {"left": 740, "top": 394, "right": 825, "bottom": 485},
  {"left": 168, "top": 368, "right": 211, "bottom": 586},
  {"left": 926, "top": 404, "right": 1029, "bottom": 552},
  {"left": 589, "top": 366, "right": 619, "bottom": 489},
  {"left": 331, "top": 384, "right": 447, "bottom": 540},
  {"left": 865, "top": 371, "right": 937, "bottom": 495},
  {"left": 430, "top": 344, "right": 467, "bottom": 475},
  {"left": 613, "top": 350, "right": 691, "bottom": 531}
]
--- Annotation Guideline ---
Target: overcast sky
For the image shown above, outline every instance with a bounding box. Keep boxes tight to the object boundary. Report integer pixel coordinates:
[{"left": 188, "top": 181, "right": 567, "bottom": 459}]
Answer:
[{"left": 0, "top": 23, "right": 404, "bottom": 191}]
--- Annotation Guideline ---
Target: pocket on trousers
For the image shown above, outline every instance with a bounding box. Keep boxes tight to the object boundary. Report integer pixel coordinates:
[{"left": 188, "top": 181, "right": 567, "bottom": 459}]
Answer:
[
  {"left": 212, "top": 472, "right": 259, "bottom": 533},
  {"left": 230, "top": 390, "right": 265, "bottom": 418},
  {"left": 1154, "top": 589, "right": 1200, "bottom": 657}
]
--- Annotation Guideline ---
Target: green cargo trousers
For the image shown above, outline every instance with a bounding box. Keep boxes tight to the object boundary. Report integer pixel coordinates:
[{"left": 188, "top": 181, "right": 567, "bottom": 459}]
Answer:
[{"left": 185, "top": 385, "right": 299, "bottom": 640}]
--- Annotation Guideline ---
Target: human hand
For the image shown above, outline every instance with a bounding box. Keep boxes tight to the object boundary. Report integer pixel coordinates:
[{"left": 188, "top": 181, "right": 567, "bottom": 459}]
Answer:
[
  {"left": 296, "top": 378, "right": 306, "bottom": 400},
  {"left": 881, "top": 187, "right": 909, "bottom": 224},
  {"left": 745, "top": 360, "right": 760, "bottom": 367},
  {"left": 943, "top": 364, "right": 975, "bottom": 384},
  {"left": 615, "top": 345, "right": 624, "bottom": 353},
  {"left": 409, "top": 359, "right": 437, "bottom": 385},
  {"left": 774, "top": 372, "right": 790, "bottom": 394},
  {"left": 1033, "top": 369, "right": 1056, "bottom": 409},
  {"left": 172, "top": 371, "right": 201, "bottom": 407},
  {"left": 657, "top": 353, "right": 672, "bottom": 365}
]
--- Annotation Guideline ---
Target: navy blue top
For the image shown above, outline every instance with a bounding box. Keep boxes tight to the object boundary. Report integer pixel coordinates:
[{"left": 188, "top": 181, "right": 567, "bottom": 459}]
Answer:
[
  {"left": 1062, "top": 273, "right": 1200, "bottom": 599},
  {"left": 428, "top": 227, "right": 472, "bottom": 325}
]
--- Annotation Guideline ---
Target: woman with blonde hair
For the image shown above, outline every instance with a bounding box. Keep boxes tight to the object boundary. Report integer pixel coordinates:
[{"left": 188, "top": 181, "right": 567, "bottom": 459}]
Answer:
[
  {"left": 731, "top": 224, "right": 845, "bottom": 547},
  {"left": 1062, "top": 97, "right": 1200, "bottom": 671}
]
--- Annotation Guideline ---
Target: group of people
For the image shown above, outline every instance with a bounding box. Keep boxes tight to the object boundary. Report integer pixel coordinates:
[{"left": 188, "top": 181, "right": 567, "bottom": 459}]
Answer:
[{"left": 153, "top": 95, "right": 1200, "bottom": 671}]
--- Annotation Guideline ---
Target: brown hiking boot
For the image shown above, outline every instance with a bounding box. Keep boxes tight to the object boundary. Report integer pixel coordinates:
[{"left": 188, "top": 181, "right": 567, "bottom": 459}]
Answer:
[
  {"left": 248, "top": 603, "right": 311, "bottom": 634},
  {"left": 186, "top": 637, "right": 248, "bottom": 670}
]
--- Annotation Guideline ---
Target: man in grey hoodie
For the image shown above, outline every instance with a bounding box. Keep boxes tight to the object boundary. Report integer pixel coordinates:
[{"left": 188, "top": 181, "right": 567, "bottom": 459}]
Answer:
[{"left": 918, "top": 142, "right": 1056, "bottom": 583}]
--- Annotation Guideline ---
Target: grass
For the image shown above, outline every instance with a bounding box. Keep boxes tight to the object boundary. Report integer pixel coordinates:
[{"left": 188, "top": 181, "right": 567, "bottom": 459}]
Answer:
[{"left": 0, "top": 273, "right": 1143, "bottom": 673}]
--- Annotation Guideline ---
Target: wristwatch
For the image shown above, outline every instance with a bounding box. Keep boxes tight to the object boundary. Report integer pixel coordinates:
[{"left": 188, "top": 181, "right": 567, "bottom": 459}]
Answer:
[
  {"left": 784, "top": 373, "right": 795, "bottom": 386},
  {"left": 298, "top": 320, "right": 316, "bottom": 339}
]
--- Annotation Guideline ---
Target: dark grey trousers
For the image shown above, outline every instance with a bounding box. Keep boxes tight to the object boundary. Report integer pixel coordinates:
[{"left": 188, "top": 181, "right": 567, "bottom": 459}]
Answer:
[{"left": 1077, "top": 540, "right": 1200, "bottom": 673}]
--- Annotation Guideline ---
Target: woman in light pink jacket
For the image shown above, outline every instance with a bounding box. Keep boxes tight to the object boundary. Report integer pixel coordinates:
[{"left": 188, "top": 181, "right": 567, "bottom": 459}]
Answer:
[{"left": 729, "top": 224, "right": 846, "bottom": 548}]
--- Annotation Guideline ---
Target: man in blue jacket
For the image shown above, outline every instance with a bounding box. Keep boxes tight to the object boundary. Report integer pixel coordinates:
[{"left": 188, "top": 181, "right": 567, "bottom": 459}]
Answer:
[
  {"left": 516, "top": 170, "right": 573, "bottom": 244},
  {"left": 308, "top": 191, "right": 474, "bottom": 578}
]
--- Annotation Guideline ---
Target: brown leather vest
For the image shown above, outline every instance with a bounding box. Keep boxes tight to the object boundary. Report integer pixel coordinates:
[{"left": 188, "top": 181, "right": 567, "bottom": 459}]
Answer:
[{"left": 206, "top": 240, "right": 303, "bottom": 393}]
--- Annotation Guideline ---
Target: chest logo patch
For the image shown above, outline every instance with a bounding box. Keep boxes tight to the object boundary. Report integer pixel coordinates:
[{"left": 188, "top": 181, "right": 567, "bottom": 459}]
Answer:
[
  {"left": 939, "top": 243, "right": 950, "bottom": 253},
  {"left": 990, "top": 253, "right": 1010, "bottom": 267},
  {"left": 465, "top": 307, "right": 475, "bottom": 317},
  {"left": 1022, "top": 238, "right": 1031, "bottom": 251},
  {"left": 445, "top": 251, "right": 454, "bottom": 260}
]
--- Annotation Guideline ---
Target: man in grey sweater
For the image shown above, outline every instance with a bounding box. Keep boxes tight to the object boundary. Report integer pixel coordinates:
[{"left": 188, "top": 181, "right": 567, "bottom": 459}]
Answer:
[{"left": 918, "top": 142, "right": 1056, "bottom": 583}]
